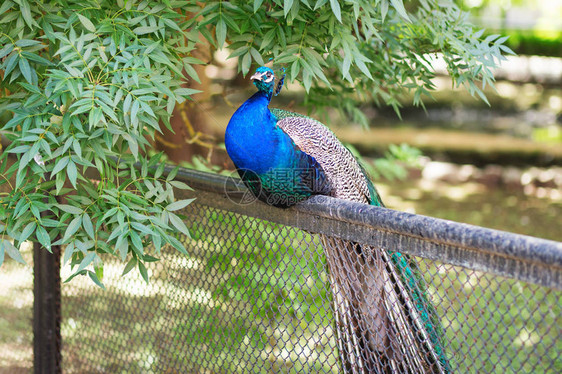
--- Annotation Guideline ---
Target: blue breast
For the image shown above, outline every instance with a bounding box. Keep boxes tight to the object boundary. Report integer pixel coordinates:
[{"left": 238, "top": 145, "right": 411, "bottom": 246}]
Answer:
[
  {"left": 225, "top": 91, "right": 330, "bottom": 207},
  {"left": 225, "top": 92, "right": 295, "bottom": 174}
]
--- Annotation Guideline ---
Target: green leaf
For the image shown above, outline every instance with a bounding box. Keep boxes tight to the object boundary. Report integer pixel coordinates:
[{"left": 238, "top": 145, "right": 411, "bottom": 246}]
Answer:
[
  {"left": 260, "top": 29, "right": 276, "bottom": 51},
  {"left": 153, "top": 234, "right": 161, "bottom": 253},
  {"left": 249, "top": 48, "right": 264, "bottom": 65},
  {"left": 162, "top": 17, "right": 182, "bottom": 32},
  {"left": 381, "top": 0, "right": 389, "bottom": 22},
  {"left": 0, "top": 1, "right": 14, "bottom": 18},
  {"left": 0, "top": 44, "right": 14, "bottom": 59},
  {"left": 63, "top": 216, "right": 81, "bottom": 243},
  {"left": 130, "top": 231, "right": 144, "bottom": 256},
  {"left": 19, "top": 221, "right": 37, "bottom": 243},
  {"left": 77, "top": 14, "right": 96, "bottom": 32},
  {"left": 88, "top": 106, "right": 102, "bottom": 129},
  {"left": 169, "top": 180, "right": 193, "bottom": 190},
  {"left": 63, "top": 243, "right": 76, "bottom": 265},
  {"left": 166, "top": 198, "right": 195, "bottom": 212},
  {"left": 122, "top": 256, "right": 137, "bottom": 275},
  {"left": 131, "top": 100, "right": 140, "bottom": 127},
  {"left": 473, "top": 29, "right": 485, "bottom": 39},
  {"left": 72, "top": 138, "right": 82, "bottom": 158},
  {"left": 22, "top": 51, "right": 53, "bottom": 66},
  {"left": 329, "top": 0, "right": 342, "bottom": 22},
  {"left": 143, "top": 254, "right": 159, "bottom": 263},
  {"left": 241, "top": 52, "right": 251, "bottom": 75},
  {"left": 283, "top": 0, "right": 294, "bottom": 17},
  {"left": 117, "top": 236, "right": 129, "bottom": 262},
  {"left": 168, "top": 212, "right": 190, "bottom": 237},
  {"left": 3, "top": 52, "right": 19, "bottom": 77},
  {"left": 499, "top": 45, "right": 515, "bottom": 55},
  {"left": 18, "top": 58, "right": 33, "bottom": 84},
  {"left": 101, "top": 207, "right": 118, "bottom": 223},
  {"left": 130, "top": 222, "right": 153, "bottom": 236},
  {"left": 390, "top": 0, "right": 410, "bottom": 21},
  {"left": 94, "top": 261, "right": 103, "bottom": 280},
  {"left": 355, "top": 58, "right": 373, "bottom": 80},
  {"left": 133, "top": 26, "right": 159, "bottom": 35},
  {"left": 253, "top": 0, "right": 265, "bottom": 12},
  {"left": 167, "top": 236, "right": 187, "bottom": 255},
  {"left": 174, "top": 88, "right": 202, "bottom": 97},
  {"left": 123, "top": 94, "right": 132, "bottom": 114},
  {"left": 166, "top": 166, "right": 179, "bottom": 181},
  {"left": 216, "top": 17, "right": 226, "bottom": 47},
  {"left": 19, "top": 0, "right": 35, "bottom": 29},
  {"left": 8, "top": 145, "right": 31, "bottom": 154},
  {"left": 2, "top": 239, "right": 26, "bottom": 264},
  {"left": 36, "top": 225, "right": 51, "bottom": 252},
  {"left": 82, "top": 214, "right": 95, "bottom": 239},
  {"left": 67, "top": 160, "right": 77, "bottom": 188},
  {"left": 57, "top": 203, "right": 82, "bottom": 215},
  {"left": 138, "top": 261, "right": 149, "bottom": 283},
  {"left": 88, "top": 270, "right": 105, "bottom": 289},
  {"left": 125, "top": 134, "right": 138, "bottom": 160},
  {"left": 76, "top": 251, "right": 96, "bottom": 273},
  {"left": 51, "top": 156, "right": 70, "bottom": 178}
]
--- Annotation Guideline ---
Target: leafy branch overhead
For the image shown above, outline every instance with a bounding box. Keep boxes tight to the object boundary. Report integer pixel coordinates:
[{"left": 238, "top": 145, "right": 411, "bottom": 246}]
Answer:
[
  {"left": 192, "top": 0, "right": 512, "bottom": 120},
  {"left": 0, "top": 0, "right": 201, "bottom": 285},
  {"left": 0, "top": 0, "right": 511, "bottom": 285}
]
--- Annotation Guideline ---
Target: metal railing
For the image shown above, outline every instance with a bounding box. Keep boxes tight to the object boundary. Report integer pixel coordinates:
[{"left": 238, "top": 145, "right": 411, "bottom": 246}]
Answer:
[{"left": 37, "top": 168, "right": 562, "bottom": 372}]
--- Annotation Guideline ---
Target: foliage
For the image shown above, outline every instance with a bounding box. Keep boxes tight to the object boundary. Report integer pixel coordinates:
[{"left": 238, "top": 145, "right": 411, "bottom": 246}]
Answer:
[
  {"left": 191, "top": 0, "right": 512, "bottom": 122},
  {"left": 496, "top": 30, "right": 561, "bottom": 57},
  {"left": 456, "top": 0, "right": 561, "bottom": 57},
  {"left": 0, "top": 0, "right": 512, "bottom": 284},
  {"left": 346, "top": 142, "right": 422, "bottom": 181},
  {"left": 532, "top": 126, "right": 562, "bottom": 144},
  {"left": 0, "top": 0, "right": 201, "bottom": 284}
]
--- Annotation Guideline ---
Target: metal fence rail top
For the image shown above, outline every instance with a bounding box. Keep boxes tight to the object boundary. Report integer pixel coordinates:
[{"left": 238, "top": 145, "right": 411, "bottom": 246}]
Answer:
[{"left": 175, "top": 167, "right": 562, "bottom": 290}]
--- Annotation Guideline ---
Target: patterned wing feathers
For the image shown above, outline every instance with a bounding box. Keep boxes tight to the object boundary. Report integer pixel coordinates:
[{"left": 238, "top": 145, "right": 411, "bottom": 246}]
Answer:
[{"left": 272, "top": 109, "right": 371, "bottom": 204}]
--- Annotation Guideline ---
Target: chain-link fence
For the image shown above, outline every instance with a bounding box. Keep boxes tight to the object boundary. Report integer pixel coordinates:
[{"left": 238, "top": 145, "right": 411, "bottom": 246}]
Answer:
[
  {"left": 57, "top": 169, "right": 561, "bottom": 373},
  {"left": 3, "top": 168, "right": 560, "bottom": 373}
]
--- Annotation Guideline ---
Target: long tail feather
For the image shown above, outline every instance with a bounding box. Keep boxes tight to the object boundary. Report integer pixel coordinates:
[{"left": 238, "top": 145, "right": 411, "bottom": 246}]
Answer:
[{"left": 321, "top": 236, "right": 451, "bottom": 374}]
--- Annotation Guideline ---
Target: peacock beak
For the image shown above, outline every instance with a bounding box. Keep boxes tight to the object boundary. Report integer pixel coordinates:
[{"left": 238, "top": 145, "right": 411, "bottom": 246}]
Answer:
[{"left": 250, "top": 72, "right": 264, "bottom": 82}]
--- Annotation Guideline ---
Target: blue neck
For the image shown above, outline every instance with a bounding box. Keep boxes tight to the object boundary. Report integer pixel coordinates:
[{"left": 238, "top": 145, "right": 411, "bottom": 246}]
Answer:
[{"left": 225, "top": 90, "right": 292, "bottom": 174}]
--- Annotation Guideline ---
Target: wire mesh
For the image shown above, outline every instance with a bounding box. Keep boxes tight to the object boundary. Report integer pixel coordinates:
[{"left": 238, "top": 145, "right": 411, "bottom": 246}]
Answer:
[
  {"left": 62, "top": 202, "right": 338, "bottom": 373},
  {"left": 61, "top": 200, "right": 561, "bottom": 373},
  {"left": 0, "top": 243, "right": 34, "bottom": 374}
]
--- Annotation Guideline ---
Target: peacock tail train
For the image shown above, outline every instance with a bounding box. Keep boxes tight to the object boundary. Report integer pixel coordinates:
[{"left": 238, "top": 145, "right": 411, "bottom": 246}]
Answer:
[{"left": 225, "top": 66, "right": 451, "bottom": 373}]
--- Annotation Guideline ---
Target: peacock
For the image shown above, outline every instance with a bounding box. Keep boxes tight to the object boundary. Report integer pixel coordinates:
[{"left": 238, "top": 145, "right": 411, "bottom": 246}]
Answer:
[{"left": 225, "top": 66, "right": 451, "bottom": 374}]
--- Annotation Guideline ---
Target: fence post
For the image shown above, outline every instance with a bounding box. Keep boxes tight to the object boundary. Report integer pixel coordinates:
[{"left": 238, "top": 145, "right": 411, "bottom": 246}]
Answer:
[{"left": 33, "top": 242, "right": 62, "bottom": 374}]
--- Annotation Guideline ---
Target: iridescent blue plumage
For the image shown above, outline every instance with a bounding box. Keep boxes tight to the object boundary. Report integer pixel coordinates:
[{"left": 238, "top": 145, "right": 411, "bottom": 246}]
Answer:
[
  {"left": 225, "top": 67, "right": 330, "bottom": 207},
  {"left": 226, "top": 66, "right": 450, "bottom": 373}
]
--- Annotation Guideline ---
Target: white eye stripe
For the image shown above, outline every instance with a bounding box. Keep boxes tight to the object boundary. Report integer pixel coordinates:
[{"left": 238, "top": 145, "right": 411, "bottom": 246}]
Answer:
[{"left": 264, "top": 75, "right": 275, "bottom": 83}]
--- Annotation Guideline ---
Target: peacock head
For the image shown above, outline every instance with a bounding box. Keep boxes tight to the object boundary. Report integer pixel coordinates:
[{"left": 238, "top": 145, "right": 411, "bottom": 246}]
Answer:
[
  {"left": 250, "top": 66, "right": 286, "bottom": 97},
  {"left": 250, "top": 66, "right": 276, "bottom": 94}
]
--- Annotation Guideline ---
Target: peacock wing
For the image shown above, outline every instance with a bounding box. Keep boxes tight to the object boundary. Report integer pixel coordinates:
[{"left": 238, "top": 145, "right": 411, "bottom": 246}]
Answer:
[{"left": 272, "top": 108, "right": 374, "bottom": 204}]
